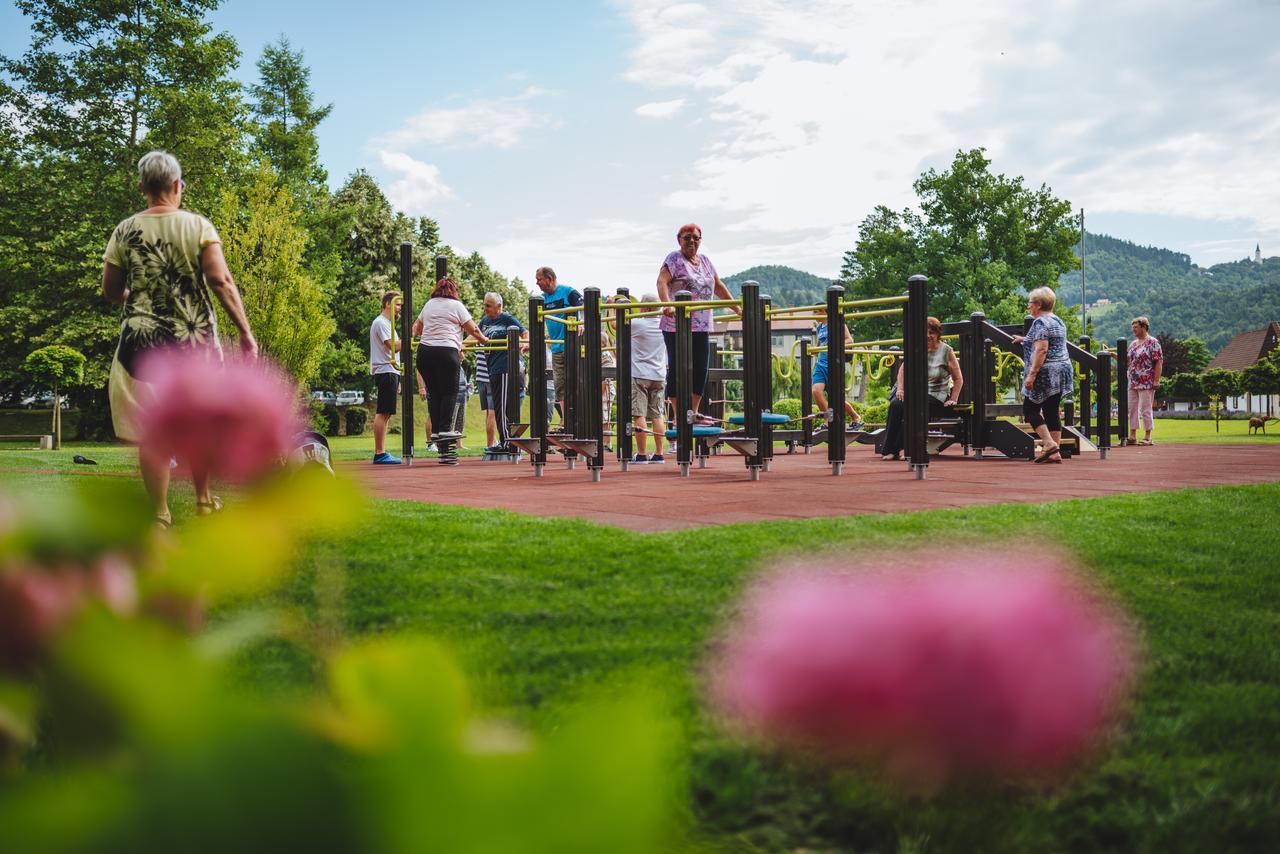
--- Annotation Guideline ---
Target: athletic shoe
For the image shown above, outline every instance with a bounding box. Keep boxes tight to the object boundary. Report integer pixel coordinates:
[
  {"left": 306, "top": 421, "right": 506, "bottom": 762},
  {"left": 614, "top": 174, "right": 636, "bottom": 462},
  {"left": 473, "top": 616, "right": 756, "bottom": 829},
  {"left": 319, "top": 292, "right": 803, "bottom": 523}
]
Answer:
[
  {"left": 437, "top": 430, "right": 464, "bottom": 440},
  {"left": 648, "top": 454, "right": 665, "bottom": 464},
  {"left": 630, "top": 453, "right": 648, "bottom": 465},
  {"left": 694, "top": 413, "right": 717, "bottom": 426},
  {"left": 486, "top": 445, "right": 510, "bottom": 455},
  {"left": 372, "top": 452, "right": 401, "bottom": 465},
  {"left": 850, "top": 420, "right": 866, "bottom": 431}
]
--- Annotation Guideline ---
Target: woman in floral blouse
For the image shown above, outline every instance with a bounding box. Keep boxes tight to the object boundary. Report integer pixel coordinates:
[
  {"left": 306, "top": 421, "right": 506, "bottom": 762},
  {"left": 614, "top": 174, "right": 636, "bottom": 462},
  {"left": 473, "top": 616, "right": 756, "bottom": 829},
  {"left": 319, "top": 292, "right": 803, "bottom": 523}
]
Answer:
[
  {"left": 1126, "top": 316, "right": 1163, "bottom": 445},
  {"left": 1012, "top": 287, "right": 1074, "bottom": 464},
  {"left": 102, "top": 150, "right": 257, "bottom": 526}
]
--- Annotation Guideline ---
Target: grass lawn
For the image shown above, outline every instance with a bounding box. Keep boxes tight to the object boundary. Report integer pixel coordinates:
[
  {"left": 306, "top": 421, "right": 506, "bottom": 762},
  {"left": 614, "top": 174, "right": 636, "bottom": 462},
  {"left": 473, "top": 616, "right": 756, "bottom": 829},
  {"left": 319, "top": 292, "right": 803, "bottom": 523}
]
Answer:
[{"left": 2, "top": 452, "right": 1278, "bottom": 850}]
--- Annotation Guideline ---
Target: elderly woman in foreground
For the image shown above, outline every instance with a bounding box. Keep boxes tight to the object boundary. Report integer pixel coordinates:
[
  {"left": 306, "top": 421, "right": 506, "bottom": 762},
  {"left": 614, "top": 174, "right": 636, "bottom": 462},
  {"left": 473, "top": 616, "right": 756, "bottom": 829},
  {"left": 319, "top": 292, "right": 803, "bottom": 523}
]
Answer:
[
  {"left": 1012, "top": 286, "right": 1074, "bottom": 464},
  {"left": 101, "top": 150, "right": 257, "bottom": 527}
]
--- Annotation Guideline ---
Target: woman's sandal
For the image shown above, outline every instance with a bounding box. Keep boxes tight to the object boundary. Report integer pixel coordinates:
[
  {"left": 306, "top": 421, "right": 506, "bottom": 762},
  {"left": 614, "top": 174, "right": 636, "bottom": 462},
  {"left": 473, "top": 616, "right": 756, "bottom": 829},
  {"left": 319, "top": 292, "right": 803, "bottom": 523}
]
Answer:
[
  {"left": 195, "top": 496, "right": 224, "bottom": 516},
  {"left": 1033, "top": 443, "right": 1061, "bottom": 463},
  {"left": 155, "top": 514, "right": 173, "bottom": 529}
]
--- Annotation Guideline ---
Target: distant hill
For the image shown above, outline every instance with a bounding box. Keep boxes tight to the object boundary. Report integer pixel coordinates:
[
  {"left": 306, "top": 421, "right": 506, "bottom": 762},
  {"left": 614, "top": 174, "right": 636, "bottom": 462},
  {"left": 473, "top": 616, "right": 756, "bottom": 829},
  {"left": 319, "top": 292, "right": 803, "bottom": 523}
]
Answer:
[
  {"left": 722, "top": 265, "right": 833, "bottom": 307},
  {"left": 1058, "top": 234, "right": 1280, "bottom": 352}
]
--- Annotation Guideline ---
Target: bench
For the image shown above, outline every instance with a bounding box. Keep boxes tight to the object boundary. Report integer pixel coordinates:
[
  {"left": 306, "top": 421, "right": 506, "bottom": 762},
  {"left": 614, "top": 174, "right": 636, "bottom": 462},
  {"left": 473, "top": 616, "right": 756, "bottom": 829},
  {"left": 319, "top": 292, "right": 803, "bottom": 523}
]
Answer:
[{"left": 0, "top": 434, "right": 54, "bottom": 449}]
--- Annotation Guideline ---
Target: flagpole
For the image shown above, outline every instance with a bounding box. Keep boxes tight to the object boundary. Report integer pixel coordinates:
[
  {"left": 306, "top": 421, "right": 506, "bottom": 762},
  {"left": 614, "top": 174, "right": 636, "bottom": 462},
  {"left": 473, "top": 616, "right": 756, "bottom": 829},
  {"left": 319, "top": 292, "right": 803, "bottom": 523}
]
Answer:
[{"left": 1080, "top": 208, "right": 1087, "bottom": 330}]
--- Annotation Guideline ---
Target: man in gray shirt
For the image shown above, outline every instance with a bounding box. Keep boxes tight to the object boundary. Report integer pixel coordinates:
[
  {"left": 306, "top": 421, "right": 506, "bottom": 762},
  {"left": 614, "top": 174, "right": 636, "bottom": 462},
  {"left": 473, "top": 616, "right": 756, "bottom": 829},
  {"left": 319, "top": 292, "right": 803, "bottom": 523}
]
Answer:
[{"left": 629, "top": 294, "right": 668, "bottom": 464}]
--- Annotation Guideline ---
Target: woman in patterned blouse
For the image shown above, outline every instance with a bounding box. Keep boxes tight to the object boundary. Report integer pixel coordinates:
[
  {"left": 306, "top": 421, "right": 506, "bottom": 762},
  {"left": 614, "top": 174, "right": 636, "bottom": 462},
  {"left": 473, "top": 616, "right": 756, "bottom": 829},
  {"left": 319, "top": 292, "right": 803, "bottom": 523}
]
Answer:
[
  {"left": 1011, "top": 287, "right": 1074, "bottom": 464},
  {"left": 101, "top": 151, "right": 257, "bottom": 526},
  {"left": 1126, "top": 316, "right": 1163, "bottom": 445}
]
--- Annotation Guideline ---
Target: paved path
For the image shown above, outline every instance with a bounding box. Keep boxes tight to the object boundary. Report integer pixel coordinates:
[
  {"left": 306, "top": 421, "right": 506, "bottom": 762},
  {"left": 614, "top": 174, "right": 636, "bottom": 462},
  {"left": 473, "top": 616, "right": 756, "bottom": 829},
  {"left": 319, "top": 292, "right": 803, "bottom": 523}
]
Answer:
[{"left": 340, "top": 443, "right": 1280, "bottom": 532}]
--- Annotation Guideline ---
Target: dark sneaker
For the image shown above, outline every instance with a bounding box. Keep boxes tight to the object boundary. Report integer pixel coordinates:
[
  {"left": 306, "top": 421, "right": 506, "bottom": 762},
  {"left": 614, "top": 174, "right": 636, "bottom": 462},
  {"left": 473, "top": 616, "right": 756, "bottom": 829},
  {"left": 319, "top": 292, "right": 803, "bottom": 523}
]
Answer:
[
  {"left": 648, "top": 454, "right": 665, "bottom": 464},
  {"left": 437, "top": 430, "right": 464, "bottom": 440},
  {"left": 373, "top": 452, "right": 401, "bottom": 465},
  {"left": 630, "top": 453, "right": 648, "bottom": 464},
  {"left": 850, "top": 420, "right": 866, "bottom": 431}
]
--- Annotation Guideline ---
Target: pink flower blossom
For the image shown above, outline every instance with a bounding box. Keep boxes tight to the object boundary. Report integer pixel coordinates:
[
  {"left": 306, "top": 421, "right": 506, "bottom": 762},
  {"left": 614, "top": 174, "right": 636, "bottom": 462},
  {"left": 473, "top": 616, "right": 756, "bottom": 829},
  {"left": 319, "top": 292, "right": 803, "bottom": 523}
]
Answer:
[
  {"left": 707, "top": 548, "right": 1137, "bottom": 784},
  {"left": 137, "top": 348, "right": 302, "bottom": 482}
]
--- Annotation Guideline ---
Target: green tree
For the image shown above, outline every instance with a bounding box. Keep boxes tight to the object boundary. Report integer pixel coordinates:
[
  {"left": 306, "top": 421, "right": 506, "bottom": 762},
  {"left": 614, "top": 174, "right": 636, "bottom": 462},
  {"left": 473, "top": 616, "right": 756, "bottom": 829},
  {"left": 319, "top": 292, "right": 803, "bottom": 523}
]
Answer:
[
  {"left": 1240, "top": 360, "right": 1279, "bottom": 415},
  {"left": 0, "top": 0, "right": 246, "bottom": 434},
  {"left": 214, "top": 162, "right": 333, "bottom": 385},
  {"left": 21, "top": 344, "right": 85, "bottom": 448},
  {"left": 249, "top": 36, "right": 332, "bottom": 208},
  {"left": 1201, "top": 368, "right": 1242, "bottom": 432},
  {"left": 1162, "top": 372, "right": 1204, "bottom": 404},
  {"left": 840, "top": 149, "right": 1079, "bottom": 339},
  {"left": 315, "top": 340, "right": 369, "bottom": 392}
]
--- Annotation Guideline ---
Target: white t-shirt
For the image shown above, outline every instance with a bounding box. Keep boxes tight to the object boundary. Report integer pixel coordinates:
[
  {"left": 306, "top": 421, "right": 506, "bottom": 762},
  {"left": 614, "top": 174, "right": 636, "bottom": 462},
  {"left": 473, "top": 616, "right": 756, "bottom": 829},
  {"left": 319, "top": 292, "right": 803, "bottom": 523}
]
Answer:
[
  {"left": 369, "top": 314, "right": 399, "bottom": 375},
  {"left": 417, "top": 298, "right": 473, "bottom": 350},
  {"left": 630, "top": 316, "right": 667, "bottom": 381}
]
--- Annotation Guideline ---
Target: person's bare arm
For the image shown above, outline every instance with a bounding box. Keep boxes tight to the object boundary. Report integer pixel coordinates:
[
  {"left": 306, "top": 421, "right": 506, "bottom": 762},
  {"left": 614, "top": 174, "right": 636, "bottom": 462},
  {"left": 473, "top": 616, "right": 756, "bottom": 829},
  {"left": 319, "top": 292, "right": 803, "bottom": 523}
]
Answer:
[
  {"left": 415, "top": 369, "right": 427, "bottom": 400},
  {"left": 713, "top": 273, "right": 742, "bottom": 316},
  {"left": 102, "top": 262, "right": 128, "bottom": 304},
  {"left": 462, "top": 319, "right": 488, "bottom": 344},
  {"left": 1153, "top": 357, "right": 1163, "bottom": 388},
  {"left": 1024, "top": 339, "right": 1048, "bottom": 389},
  {"left": 895, "top": 362, "right": 904, "bottom": 401},
  {"left": 412, "top": 317, "right": 423, "bottom": 338},
  {"left": 656, "top": 266, "right": 674, "bottom": 315},
  {"left": 201, "top": 242, "right": 257, "bottom": 358},
  {"left": 945, "top": 349, "right": 964, "bottom": 405}
]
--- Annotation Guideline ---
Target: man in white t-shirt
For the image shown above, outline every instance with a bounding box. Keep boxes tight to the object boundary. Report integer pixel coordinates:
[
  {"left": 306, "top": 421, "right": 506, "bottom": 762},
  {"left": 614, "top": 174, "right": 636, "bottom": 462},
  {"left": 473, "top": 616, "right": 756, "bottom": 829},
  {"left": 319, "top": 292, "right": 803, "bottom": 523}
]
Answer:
[
  {"left": 369, "top": 291, "right": 402, "bottom": 464},
  {"left": 630, "top": 294, "right": 668, "bottom": 463}
]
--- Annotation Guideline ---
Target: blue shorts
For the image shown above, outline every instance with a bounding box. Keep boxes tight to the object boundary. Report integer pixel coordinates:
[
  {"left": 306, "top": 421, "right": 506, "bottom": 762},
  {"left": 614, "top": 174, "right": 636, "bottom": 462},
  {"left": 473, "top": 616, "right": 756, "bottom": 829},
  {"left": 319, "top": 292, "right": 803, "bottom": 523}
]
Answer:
[{"left": 812, "top": 357, "right": 829, "bottom": 387}]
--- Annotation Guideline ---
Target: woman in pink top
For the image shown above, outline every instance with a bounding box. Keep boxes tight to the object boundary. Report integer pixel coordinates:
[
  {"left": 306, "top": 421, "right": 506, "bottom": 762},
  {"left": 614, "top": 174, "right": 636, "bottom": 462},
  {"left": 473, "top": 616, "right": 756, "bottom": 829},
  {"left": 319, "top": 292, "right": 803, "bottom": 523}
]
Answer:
[
  {"left": 1126, "top": 316, "right": 1163, "bottom": 445},
  {"left": 655, "top": 223, "right": 740, "bottom": 417}
]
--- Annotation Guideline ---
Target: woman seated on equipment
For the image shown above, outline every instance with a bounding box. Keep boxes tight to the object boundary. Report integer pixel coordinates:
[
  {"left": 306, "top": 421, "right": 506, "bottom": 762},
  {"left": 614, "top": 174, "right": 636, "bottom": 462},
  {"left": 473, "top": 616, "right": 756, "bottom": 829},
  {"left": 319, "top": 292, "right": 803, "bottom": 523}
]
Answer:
[{"left": 878, "top": 316, "right": 964, "bottom": 461}]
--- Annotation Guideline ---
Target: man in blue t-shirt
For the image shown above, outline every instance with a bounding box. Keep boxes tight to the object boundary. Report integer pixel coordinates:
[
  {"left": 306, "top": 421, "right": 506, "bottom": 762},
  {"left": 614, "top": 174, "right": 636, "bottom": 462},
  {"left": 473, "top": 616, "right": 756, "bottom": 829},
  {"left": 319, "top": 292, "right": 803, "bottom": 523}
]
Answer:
[
  {"left": 535, "top": 266, "right": 581, "bottom": 426},
  {"left": 478, "top": 292, "right": 527, "bottom": 453}
]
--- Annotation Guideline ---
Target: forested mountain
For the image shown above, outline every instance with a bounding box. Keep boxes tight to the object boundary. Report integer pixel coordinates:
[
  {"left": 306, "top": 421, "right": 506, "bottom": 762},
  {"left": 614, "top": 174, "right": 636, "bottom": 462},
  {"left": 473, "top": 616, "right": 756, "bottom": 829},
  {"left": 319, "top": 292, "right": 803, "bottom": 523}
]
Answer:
[
  {"left": 1057, "top": 234, "right": 1280, "bottom": 351},
  {"left": 722, "top": 265, "right": 832, "bottom": 307}
]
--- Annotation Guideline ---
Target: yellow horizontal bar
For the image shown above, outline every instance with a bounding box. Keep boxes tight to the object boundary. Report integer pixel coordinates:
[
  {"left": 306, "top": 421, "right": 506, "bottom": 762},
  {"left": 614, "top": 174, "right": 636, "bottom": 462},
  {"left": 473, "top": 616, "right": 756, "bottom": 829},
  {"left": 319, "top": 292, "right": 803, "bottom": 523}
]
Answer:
[
  {"left": 539, "top": 305, "right": 586, "bottom": 318},
  {"left": 770, "top": 314, "right": 827, "bottom": 322},
  {"left": 766, "top": 302, "right": 828, "bottom": 316},
  {"left": 839, "top": 295, "right": 909, "bottom": 308},
  {"left": 849, "top": 337, "right": 903, "bottom": 347},
  {"left": 844, "top": 308, "right": 904, "bottom": 320}
]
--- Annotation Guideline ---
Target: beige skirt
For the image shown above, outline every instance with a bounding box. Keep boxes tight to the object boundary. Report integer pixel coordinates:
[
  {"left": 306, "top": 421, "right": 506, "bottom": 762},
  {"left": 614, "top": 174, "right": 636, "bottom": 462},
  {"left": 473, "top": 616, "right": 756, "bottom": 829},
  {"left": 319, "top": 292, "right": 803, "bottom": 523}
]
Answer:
[{"left": 108, "top": 355, "right": 154, "bottom": 443}]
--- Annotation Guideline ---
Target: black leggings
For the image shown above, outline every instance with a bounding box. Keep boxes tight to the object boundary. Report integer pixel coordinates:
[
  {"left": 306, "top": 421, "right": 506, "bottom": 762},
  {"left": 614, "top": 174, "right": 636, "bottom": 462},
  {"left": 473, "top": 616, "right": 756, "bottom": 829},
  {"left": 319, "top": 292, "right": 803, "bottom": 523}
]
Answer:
[
  {"left": 418, "top": 344, "right": 461, "bottom": 435},
  {"left": 662, "top": 331, "right": 710, "bottom": 399},
  {"left": 1023, "top": 393, "right": 1063, "bottom": 431},
  {"left": 879, "top": 395, "right": 951, "bottom": 456}
]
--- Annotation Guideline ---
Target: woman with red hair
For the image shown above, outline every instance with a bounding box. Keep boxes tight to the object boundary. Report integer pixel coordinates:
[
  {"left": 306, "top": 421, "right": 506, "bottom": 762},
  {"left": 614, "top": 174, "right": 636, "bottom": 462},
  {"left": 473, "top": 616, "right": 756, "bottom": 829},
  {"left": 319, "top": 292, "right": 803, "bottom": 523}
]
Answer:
[
  {"left": 411, "top": 278, "right": 488, "bottom": 464},
  {"left": 655, "top": 223, "right": 740, "bottom": 417}
]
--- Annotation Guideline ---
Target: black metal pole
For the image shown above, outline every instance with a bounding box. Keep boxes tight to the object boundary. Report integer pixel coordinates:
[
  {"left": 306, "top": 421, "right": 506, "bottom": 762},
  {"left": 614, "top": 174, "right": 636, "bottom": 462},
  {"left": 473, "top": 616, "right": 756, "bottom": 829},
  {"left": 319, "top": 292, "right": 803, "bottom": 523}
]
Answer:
[
  {"left": 614, "top": 290, "right": 633, "bottom": 468},
  {"left": 505, "top": 328, "right": 521, "bottom": 454},
  {"left": 527, "top": 294, "right": 548, "bottom": 476},
  {"left": 740, "top": 282, "right": 762, "bottom": 479},
  {"left": 1079, "top": 334, "right": 1093, "bottom": 440},
  {"left": 969, "top": 313, "right": 987, "bottom": 456},
  {"left": 398, "top": 242, "right": 414, "bottom": 463},
  {"left": 760, "top": 294, "right": 775, "bottom": 470},
  {"left": 582, "top": 288, "right": 604, "bottom": 480},
  {"left": 1115, "top": 337, "right": 1129, "bottom": 445},
  {"left": 675, "top": 290, "right": 693, "bottom": 476},
  {"left": 1097, "top": 350, "right": 1112, "bottom": 460},
  {"left": 825, "top": 285, "right": 845, "bottom": 475},
  {"left": 906, "top": 275, "right": 929, "bottom": 479},
  {"left": 800, "top": 340, "right": 813, "bottom": 452}
]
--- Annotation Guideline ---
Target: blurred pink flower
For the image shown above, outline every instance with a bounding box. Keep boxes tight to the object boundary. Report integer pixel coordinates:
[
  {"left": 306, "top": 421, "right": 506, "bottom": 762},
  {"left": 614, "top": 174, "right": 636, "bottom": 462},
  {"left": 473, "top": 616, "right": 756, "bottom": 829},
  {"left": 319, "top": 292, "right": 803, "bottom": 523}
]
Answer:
[
  {"left": 0, "top": 556, "right": 136, "bottom": 672},
  {"left": 707, "top": 548, "right": 1137, "bottom": 784},
  {"left": 137, "top": 348, "right": 302, "bottom": 482}
]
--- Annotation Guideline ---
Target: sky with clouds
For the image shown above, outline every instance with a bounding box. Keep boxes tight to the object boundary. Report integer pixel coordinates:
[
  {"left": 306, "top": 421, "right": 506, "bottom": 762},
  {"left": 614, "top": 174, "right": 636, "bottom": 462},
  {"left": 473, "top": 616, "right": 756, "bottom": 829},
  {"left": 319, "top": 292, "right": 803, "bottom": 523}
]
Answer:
[{"left": 3, "top": 0, "right": 1278, "bottom": 291}]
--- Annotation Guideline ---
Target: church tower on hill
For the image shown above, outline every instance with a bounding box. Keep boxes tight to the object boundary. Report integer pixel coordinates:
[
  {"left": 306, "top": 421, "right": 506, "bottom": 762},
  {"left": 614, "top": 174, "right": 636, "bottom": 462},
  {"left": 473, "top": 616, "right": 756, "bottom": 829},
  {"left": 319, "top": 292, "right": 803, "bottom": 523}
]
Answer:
[{"left": 1256, "top": 243, "right": 1263, "bottom": 263}]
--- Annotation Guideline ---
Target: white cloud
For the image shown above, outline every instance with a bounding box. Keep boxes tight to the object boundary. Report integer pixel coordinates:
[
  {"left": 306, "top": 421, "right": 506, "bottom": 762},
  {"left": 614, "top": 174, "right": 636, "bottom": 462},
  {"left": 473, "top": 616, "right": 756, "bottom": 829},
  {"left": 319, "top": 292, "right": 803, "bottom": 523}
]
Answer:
[
  {"left": 635, "top": 98, "right": 687, "bottom": 119},
  {"left": 375, "top": 150, "right": 452, "bottom": 213},
  {"left": 614, "top": 0, "right": 1280, "bottom": 270},
  {"left": 378, "top": 86, "right": 554, "bottom": 150},
  {"left": 478, "top": 216, "right": 672, "bottom": 293}
]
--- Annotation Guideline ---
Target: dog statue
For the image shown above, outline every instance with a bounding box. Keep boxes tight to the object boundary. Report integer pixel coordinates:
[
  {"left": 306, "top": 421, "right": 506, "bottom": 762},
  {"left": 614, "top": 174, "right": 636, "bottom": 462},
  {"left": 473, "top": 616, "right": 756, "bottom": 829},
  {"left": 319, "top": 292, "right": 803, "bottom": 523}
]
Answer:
[{"left": 1248, "top": 415, "right": 1274, "bottom": 435}]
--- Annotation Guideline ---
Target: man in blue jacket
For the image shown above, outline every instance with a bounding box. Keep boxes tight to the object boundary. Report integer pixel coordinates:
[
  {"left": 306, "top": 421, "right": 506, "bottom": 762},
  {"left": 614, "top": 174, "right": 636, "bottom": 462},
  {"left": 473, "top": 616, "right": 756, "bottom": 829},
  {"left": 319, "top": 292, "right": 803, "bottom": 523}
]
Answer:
[{"left": 535, "top": 266, "right": 581, "bottom": 427}]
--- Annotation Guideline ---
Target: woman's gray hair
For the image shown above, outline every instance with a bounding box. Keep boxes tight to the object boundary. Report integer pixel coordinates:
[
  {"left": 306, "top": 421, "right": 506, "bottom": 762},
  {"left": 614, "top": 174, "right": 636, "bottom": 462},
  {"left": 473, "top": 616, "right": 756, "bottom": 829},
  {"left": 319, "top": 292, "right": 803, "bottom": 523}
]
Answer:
[
  {"left": 483, "top": 292, "right": 503, "bottom": 306},
  {"left": 1131, "top": 316, "right": 1150, "bottom": 331},
  {"left": 1028, "top": 286, "right": 1056, "bottom": 311},
  {"left": 138, "top": 150, "right": 182, "bottom": 196}
]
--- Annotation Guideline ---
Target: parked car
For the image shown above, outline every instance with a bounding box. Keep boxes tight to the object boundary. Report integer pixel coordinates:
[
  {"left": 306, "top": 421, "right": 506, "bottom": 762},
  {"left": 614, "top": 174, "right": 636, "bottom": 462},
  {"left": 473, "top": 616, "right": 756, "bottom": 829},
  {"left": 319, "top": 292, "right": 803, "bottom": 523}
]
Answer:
[
  {"left": 335, "top": 390, "right": 365, "bottom": 407},
  {"left": 311, "top": 390, "right": 337, "bottom": 405}
]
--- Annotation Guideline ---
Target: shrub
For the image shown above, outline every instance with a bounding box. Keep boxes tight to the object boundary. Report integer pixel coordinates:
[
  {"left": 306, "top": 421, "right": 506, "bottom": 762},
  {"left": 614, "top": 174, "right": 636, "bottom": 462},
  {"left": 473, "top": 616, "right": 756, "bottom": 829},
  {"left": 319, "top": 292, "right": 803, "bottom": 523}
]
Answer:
[
  {"left": 345, "top": 406, "right": 368, "bottom": 436},
  {"left": 772, "top": 398, "right": 803, "bottom": 426},
  {"left": 859, "top": 400, "right": 889, "bottom": 425},
  {"left": 321, "top": 404, "right": 341, "bottom": 437}
]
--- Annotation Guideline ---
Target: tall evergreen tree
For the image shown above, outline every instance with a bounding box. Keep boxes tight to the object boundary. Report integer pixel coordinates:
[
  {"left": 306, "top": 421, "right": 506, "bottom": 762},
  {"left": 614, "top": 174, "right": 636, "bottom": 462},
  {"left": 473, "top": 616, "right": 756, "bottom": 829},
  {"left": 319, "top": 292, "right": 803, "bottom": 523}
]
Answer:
[{"left": 249, "top": 36, "right": 332, "bottom": 206}]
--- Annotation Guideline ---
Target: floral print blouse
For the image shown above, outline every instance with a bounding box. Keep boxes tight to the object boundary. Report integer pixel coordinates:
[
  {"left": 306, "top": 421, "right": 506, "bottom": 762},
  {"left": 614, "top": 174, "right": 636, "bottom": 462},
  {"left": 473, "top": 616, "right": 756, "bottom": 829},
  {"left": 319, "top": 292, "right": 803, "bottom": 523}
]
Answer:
[
  {"left": 103, "top": 210, "right": 222, "bottom": 376},
  {"left": 1127, "top": 336, "right": 1163, "bottom": 390}
]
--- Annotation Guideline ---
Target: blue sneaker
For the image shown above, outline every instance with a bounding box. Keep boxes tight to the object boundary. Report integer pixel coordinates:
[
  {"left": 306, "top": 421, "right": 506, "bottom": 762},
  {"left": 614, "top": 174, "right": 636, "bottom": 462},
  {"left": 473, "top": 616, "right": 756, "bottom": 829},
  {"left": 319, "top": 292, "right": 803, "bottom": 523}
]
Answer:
[
  {"left": 630, "top": 453, "right": 648, "bottom": 465},
  {"left": 648, "top": 454, "right": 665, "bottom": 464},
  {"left": 372, "top": 452, "right": 401, "bottom": 465},
  {"left": 850, "top": 420, "right": 866, "bottom": 431}
]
